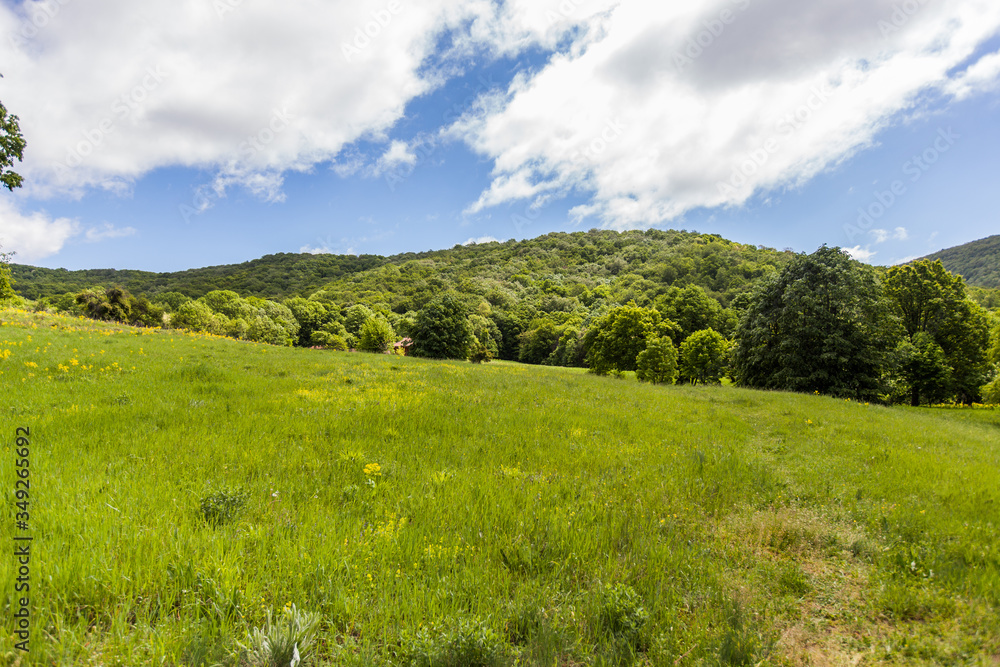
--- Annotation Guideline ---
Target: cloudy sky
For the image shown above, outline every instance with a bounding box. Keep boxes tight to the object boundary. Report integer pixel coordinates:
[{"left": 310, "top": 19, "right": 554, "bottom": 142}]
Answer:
[{"left": 1, "top": 0, "right": 999, "bottom": 272}]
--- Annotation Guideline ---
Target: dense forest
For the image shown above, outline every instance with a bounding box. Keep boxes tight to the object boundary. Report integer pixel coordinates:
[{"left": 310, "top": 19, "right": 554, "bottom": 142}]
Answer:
[
  {"left": 10, "top": 252, "right": 388, "bottom": 300},
  {"left": 6, "top": 228, "right": 1000, "bottom": 405},
  {"left": 924, "top": 234, "right": 1000, "bottom": 288}
]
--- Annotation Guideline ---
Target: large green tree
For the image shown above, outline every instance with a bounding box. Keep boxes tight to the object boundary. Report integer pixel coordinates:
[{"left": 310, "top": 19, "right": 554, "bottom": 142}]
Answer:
[
  {"left": 895, "top": 332, "right": 953, "bottom": 406},
  {"left": 732, "top": 246, "right": 897, "bottom": 400},
  {"left": 412, "top": 293, "right": 473, "bottom": 359},
  {"left": 584, "top": 301, "right": 679, "bottom": 374},
  {"left": 884, "top": 260, "right": 990, "bottom": 403}
]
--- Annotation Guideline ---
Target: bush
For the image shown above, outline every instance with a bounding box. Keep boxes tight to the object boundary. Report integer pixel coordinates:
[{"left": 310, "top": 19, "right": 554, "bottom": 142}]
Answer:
[
  {"left": 598, "top": 583, "right": 649, "bottom": 639},
  {"left": 199, "top": 488, "right": 247, "bottom": 527},
  {"left": 358, "top": 316, "right": 396, "bottom": 353}
]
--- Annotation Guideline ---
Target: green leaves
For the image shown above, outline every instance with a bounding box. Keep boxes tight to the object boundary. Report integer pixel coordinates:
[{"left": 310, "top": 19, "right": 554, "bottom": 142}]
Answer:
[
  {"left": 584, "top": 301, "right": 678, "bottom": 374},
  {"left": 732, "top": 246, "right": 896, "bottom": 400},
  {"left": 412, "top": 293, "right": 473, "bottom": 359},
  {"left": 885, "top": 260, "right": 990, "bottom": 403},
  {"left": 0, "top": 100, "right": 26, "bottom": 191},
  {"left": 678, "top": 328, "right": 729, "bottom": 385}
]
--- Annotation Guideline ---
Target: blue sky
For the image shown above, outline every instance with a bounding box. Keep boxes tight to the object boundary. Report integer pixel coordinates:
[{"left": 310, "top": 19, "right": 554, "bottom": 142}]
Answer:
[{"left": 2, "top": 0, "right": 999, "bottom": 273}]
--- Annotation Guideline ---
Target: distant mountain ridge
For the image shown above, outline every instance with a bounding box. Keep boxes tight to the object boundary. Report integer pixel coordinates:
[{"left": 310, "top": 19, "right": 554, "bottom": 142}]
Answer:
[{"left": 922, "top": 235, "right": 1000, "bottom": 288}]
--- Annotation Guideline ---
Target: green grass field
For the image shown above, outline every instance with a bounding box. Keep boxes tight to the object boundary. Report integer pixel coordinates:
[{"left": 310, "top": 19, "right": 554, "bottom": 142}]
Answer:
[{"left": 1, "top": 308, "right": 999, "bottom": 666}]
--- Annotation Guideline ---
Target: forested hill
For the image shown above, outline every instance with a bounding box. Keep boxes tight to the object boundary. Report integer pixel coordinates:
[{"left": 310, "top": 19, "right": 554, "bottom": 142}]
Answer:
[
  {"left": 13, "top": 229, "right": 793, "bottom": 306},
  {"left": 924, "top": 234, "right": 1000, "bottom": 288},
  {"left": 11, "top": 252, "right": 388, "bottom": 300}
]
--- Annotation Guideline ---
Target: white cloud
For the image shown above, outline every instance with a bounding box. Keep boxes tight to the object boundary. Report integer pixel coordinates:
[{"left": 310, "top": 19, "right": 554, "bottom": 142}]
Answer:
[
  {"left": 84, "top": 222, "right": 137, "bottom": 242},
  {"left": 0, "top": 197, "right": 79, "bottom": 261},
  {"left": 299, "top": 244, "right": 332, "bottom": 255},
  {"left": 450, "top": 0, "right": 1000, "bottom": 228},
  {"left": 870, "top": 226, "right": 909, "bottom": 244},
  {"left": 4, "top": 0, "right": 1000, "bottom": 235},
  {"left": 375, "top": 140, "right": 418, "bottom": 175},
  {"left": 464, "top": 235, "right": 499, "bottom": 245},
  {"left": 0, "top": 0, "right": 507, "bottom": 200},
  {"left": 845, "top": 245, "right": 876, "bottom": 262},
  {"left": 870, "top": 228, "right": 890, "bottom": 243}
]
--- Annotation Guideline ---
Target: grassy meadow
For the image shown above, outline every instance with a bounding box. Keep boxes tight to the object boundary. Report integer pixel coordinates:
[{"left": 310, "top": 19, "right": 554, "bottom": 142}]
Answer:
[{"left": 1, "top": 308, "right": 999, "bottom": 666}]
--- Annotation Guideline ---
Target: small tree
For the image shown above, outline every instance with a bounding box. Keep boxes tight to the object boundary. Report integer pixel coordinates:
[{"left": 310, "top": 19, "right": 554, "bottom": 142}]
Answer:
[
  {"left": 636, "top": 337, "right": 679, "bottom": 385},
  {"left": 468, "top": 338, "right": 493, "bottom": 364},
  {"left": 678, "top": 328, "right": 729, "bottom": 384},
  {"left": 412, "top": 293, "right": 473, "bottom": 359},
  {"left": 0, "top": 245, "right": 15, "bottom": 302},
  {"left": 358, "top": 316, "right": 396, "bottom": 353}
]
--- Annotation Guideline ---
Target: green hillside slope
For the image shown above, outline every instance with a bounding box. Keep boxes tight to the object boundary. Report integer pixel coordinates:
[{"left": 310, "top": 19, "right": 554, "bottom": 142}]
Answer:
[
  {"left": 11, "top": 229, "right": 793, "bottom": 308},
  {"left": 924, "top": 234, "right": 1000, "bottom": 288},
  {"left": 1, "top": 308, "right": 998, "bottom": 664}
]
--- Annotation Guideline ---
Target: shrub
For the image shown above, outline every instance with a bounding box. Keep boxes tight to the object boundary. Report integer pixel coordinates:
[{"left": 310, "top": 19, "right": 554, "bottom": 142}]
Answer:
[
  {"left": 398, "top": 617, "right": 508, "bottom": 667},
  {"left": 199, "top": 488, "right": 247, "bottom": 527},
  {"left": 358, "top": 316, "right": 396, "bottom": 353},
  {"left": 596, "top": 583, "right": 649, "bottom": 645}
]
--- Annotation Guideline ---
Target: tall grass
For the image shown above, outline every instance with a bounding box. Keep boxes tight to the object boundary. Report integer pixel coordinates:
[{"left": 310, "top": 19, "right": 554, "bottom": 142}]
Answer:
[{"left": 1, "top": 309, "right": 998, "bottom": 665}]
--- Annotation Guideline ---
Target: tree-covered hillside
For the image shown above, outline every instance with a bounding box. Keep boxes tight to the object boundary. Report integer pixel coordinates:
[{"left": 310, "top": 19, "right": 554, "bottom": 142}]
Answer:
[
  {"left": 11, "top": 252, "right": 387, "bottom": 300},
  {"left": 924, "top": 234, "right": 1000, "bottom": 288},
  {"left": 12, "top": 229, "right": 793, "bottom": 307}
]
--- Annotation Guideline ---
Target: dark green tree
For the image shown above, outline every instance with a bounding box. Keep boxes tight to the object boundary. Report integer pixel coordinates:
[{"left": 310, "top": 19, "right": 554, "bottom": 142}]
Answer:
[
  {"left": 678, "top": 328, "right": 729, "bottom": 385},
  {"left": 895, "top": 332, "right": 952, "bottom": 406},
  {"left": 284, "top": 296, "right": 331, "bottom": 346},
  {"left": 885, "top": 260, "right": 990, "bottom": 403},
  {"left": 412, "top": 293, "right": 473, "bottom": 359},
  {"left": 732, "top": 246, "right": 898, "bottom": 400},
  {"left": 518, "top": 320, "right": 561, "bottom": 365}
]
